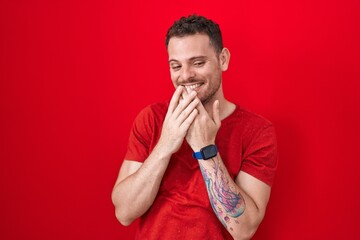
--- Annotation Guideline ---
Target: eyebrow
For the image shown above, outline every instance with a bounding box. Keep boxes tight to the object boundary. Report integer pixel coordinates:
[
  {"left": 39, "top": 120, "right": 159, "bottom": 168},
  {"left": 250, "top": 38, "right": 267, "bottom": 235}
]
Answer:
[{"left": 168, "top": 56, "right": 207, "bottom": 63}]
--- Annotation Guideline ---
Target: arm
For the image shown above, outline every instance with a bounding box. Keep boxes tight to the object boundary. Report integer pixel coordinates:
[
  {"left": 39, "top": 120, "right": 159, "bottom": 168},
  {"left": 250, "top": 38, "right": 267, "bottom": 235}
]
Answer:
[
  {"left": 111, "top": 86, "right": 199, "bottom": 226},
  {"left": 186, "top": 99, "right": 271, "bottom": 239},
  {"left": 111, "top": 150, "right": 170, "bottom": 226},
  {"left": 198, "top": 155, "right": 270, "bottom": 240}
]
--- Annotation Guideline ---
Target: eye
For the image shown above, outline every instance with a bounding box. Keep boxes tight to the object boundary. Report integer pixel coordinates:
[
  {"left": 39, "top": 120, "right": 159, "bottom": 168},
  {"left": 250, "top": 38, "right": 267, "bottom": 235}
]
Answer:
[
  {"left": 194, "top": 61, "right": 205, "bottom": 67},
  {"left": 171, "top": 64, "right": 181, "bottom": 71}
]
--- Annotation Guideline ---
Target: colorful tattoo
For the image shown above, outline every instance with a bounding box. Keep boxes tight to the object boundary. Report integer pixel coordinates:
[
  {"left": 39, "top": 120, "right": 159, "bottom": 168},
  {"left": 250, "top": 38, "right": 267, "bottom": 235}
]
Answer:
[{"left": 199, "top": 159, "right": 245, "bottom": 228}]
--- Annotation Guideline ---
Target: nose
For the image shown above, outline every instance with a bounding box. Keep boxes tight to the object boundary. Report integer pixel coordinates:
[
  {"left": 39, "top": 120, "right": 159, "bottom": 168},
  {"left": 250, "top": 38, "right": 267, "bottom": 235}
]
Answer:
[{"left": 180, "top": 65, "right": 195, "bottom": 82}]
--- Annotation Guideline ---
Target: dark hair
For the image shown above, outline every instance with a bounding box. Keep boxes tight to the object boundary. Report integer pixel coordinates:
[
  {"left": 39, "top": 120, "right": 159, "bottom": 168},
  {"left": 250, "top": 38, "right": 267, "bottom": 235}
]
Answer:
[{"left": 165, "top": 14, "right": 223, "bottom": 54}]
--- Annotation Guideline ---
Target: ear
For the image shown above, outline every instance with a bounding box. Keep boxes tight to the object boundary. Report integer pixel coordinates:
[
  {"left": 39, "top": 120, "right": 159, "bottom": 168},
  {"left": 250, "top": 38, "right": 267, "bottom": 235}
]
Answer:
[{"left": 219, "top": 48, "right": 230, "bottom": 71}]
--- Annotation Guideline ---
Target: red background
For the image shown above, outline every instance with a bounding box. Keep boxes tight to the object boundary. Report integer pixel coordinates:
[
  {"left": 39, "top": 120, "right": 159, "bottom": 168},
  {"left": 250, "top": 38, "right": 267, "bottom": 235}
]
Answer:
[{"left": 1, "top": 0, "right": 359, "bottom": 239}]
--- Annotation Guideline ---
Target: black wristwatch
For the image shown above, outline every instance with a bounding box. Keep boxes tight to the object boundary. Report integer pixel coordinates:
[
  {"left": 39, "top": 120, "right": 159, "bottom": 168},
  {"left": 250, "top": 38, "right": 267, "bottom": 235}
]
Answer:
[{"left": 192, "top": 144, "right": 218, "bottom": 160}]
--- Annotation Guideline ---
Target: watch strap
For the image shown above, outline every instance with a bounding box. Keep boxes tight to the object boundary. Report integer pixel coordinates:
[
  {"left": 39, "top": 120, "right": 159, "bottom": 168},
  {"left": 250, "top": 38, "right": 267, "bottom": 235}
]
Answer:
[
  {"left": 192, "top": 151, "right": 203, "bottom": 159},
  {"left": 192, "top": 144, "right": 218, "bottom": 160}
]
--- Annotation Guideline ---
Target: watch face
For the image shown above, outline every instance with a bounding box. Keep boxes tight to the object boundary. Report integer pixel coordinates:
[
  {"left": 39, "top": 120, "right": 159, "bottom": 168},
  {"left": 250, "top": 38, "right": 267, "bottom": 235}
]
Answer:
[{"left": 201, "top": 145, "right": 218, "bottom": 160}]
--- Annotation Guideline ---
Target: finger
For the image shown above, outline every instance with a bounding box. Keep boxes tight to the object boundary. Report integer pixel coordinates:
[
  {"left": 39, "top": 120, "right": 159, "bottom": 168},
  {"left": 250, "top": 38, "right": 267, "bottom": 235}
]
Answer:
[
  {"left": 168, "top": 86, "right": 184, "bottom": 114},
  {"left": 180, "top": 108, "right": 198, "bottom": 131},
  {"left": 180, "top": 87, "right": 189, "bottom": 101},
  {"left": 195, "top": 99, "right": 208, "bottom": 116},
  {"left": 185, "top": 86, "right": 193, "bottom": 94},
  {"left": 176, "top": 97, "right": 200, "bottom": 124},
  {"left": 172, "top": 90, "right": 197, "bottom": 119},
  {"left": 213, "top": 100, "right": 221, "bottom": 127}
]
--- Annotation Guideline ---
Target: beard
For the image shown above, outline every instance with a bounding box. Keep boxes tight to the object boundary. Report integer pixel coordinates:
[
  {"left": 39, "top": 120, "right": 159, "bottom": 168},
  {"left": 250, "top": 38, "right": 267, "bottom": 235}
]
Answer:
[{"left": 198, "top": 78, "right": 222, "bottom": 104}]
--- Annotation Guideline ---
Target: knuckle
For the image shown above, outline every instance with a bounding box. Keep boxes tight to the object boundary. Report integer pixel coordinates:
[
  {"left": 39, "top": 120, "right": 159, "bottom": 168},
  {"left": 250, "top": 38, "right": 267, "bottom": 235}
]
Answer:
[
  {"left": 177, "top": 101, "right": 183, "bottom": 109},
  {"left": 181, "top": 109, "right": 189, "bottom": 119}
]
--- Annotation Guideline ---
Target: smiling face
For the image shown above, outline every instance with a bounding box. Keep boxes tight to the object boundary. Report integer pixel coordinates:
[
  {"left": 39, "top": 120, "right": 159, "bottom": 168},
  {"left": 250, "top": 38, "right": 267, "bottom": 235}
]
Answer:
[{"left": 167, "top": 33, "right": 229, "bottom": 104}]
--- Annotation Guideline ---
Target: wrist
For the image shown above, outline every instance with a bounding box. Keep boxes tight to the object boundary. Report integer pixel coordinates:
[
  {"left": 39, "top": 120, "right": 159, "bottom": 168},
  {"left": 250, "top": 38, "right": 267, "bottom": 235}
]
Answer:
[
  {"left": 192, "top": 144, "right": 218, "bottom": 160},
  {"left": 156, "top": 138, "right": 176, "bottom": 157},
  {"left": 191, "top": 142, "right": 215, "bottom": 152}
]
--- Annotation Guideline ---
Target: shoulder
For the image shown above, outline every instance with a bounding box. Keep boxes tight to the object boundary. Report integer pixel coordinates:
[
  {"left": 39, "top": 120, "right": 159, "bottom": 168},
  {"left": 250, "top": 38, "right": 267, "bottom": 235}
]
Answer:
[
  {"left": 230, "top": 105, "right": 274, "bottom": 131},
  {"left": 133, "top": 102, "right": 169, "bottom": 125},
  {"left": 139, "top": 101, "right": 168, "bottom": 116}
]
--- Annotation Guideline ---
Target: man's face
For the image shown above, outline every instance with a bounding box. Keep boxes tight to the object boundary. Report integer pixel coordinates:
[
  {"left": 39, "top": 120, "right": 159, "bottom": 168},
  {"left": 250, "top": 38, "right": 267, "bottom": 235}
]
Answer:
[{"left": 167, "top": 34, "right": 225, "bottom": 104}]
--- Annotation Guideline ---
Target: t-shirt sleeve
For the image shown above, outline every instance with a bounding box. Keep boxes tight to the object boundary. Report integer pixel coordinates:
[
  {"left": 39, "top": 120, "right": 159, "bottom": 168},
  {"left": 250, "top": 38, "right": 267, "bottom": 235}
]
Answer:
[
  {"left": 241, "top": 124, "right": 278, "bottom": 187},
  {"left": 124, "top": 106, "right": 155, "bottom": 162}
]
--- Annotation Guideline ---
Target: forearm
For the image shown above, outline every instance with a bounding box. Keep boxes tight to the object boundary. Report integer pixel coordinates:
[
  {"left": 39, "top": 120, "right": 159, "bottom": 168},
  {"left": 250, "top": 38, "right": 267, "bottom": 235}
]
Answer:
[
  {"left": 113, "top": 87, "right": 200, "bottom": 225},
  {"left": 199, "top": 155, "right": 264, "bottom": 240},
  {"left": 112, "top": 144, "right": 171, "bottom": 225}
]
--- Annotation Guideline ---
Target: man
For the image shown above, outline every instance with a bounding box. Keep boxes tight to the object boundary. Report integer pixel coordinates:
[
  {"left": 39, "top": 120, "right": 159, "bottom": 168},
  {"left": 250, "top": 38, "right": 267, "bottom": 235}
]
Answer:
[{"left": 112, "top": 15, "right": 277, "bottom": 240}]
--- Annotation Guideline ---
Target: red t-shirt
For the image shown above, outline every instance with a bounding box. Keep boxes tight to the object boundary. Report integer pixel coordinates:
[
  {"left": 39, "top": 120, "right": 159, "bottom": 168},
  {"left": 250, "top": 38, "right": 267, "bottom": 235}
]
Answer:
[{"left": 125, "top": 102, "right": 277, "bottom": 240}]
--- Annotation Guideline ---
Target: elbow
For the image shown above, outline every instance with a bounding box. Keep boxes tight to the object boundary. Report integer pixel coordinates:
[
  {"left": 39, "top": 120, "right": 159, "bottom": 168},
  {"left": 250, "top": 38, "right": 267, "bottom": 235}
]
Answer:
[
  {"left": 112, "top": 192, "right": 135, "bottom": 226},
  {"left": 232, "top": 226, "right": 258, "bottom": 240},
  {"left": 231, "top": 215, "right": 262, "bottom": 240},
  {"left": 114, "top": 207, "right": 135, "bottom": 226},
  {"left": 232, "top": 206, "right": 266, "bottom": 239}
]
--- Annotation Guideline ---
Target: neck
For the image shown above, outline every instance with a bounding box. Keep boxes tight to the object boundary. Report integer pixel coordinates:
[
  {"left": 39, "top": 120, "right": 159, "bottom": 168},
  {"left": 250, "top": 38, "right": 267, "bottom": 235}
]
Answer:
[{"left": 203, "top": 88, "right": 235, "bottom": 120}]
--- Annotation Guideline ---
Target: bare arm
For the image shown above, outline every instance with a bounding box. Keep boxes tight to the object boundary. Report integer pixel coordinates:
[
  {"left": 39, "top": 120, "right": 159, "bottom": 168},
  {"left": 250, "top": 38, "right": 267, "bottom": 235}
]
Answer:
[
  {"left": 185, "top": 98, "right": 271, "bottom": 239},
  {"left": 111, "top": 149, "right": 171, "bottom": 226},
  {"left": 111, "top": 86, "right": 199, "bottom": 226},
  {"left": 198, "top": 156, "right": 270, "bottom": 239}
]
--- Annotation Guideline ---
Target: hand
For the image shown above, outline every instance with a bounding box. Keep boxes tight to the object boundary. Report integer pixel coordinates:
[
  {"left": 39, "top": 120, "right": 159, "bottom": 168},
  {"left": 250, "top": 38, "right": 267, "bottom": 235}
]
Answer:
[
  {"left": 157, "top": 86, "right": 199, "bottom": 155},
  {"left": 184, "top": 93, "right": 221, "bottom": 152}
]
